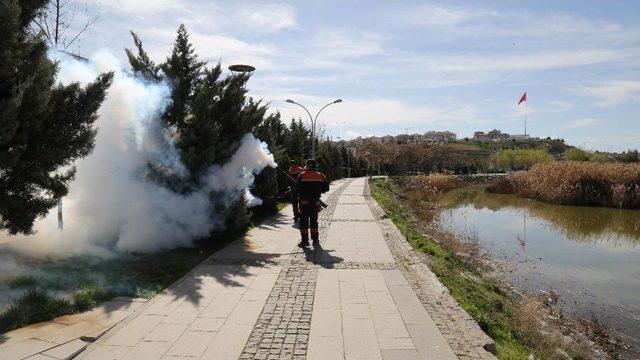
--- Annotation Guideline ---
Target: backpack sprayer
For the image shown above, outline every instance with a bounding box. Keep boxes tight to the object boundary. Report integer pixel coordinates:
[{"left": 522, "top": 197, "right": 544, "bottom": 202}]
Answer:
[{"left": 277, "top": 167, "right": 328, "bottom": 209}]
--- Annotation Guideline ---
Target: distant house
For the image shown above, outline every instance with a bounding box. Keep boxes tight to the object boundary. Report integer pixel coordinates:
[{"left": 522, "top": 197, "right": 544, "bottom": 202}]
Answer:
[
  {"left": 508, "top": 134, "right": 529, "bottom": 141},
  {"left": 381, "top": 135, "right": 394, "bottom": 144},
  {"left": 474, "top": 129, "right": 510, "bottom": 142},
  {"left": 473, "top": 129, "right": 538, "bottom": 142},
  {"left": 423, "top": 131, "right": 457, "bottom": 142}
]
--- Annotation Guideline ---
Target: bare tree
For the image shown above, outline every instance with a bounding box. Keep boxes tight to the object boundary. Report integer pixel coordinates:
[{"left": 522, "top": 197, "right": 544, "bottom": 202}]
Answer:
[{"left": 33, "top": 0, "right": 100, "bottom": 50}]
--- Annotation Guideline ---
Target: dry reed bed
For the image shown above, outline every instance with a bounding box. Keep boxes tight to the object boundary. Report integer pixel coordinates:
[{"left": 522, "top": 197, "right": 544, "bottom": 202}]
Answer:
[
  {"left": 408, "top": 173, "right": 462, "bottom": 194},
  {"left": 490, "top": 161, "right": 640, "bottom": 209}
]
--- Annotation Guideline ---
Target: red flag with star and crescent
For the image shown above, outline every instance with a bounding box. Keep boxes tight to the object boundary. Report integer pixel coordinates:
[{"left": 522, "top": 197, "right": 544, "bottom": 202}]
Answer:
[{"left": 518, "top": 91, "right": 527, "bottom": 106}]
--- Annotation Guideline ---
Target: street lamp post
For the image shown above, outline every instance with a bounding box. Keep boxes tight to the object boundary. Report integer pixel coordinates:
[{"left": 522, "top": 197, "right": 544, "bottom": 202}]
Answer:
[
  {"left": 337, "top": 137, "right": 351, "bottom": 178},
  {"left": 286, "top": 98, "right": 342, "bottom": 159}
]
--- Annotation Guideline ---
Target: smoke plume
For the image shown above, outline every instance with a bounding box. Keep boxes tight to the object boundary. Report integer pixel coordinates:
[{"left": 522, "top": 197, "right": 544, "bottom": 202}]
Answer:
[{"left": 2, "top": 50, "right": 276, "bottom": 257}]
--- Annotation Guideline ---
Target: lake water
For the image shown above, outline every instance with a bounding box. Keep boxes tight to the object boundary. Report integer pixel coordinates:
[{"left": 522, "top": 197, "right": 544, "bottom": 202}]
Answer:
[{"left": 436, "top": 185, "right": 640, "bottom": 351}]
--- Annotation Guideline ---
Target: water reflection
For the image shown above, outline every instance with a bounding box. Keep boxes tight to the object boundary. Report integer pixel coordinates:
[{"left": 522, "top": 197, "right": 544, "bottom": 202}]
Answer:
[
  {"left": 438, "top": 185, "right": 640, "bottom": 247},
  {"left": 435, "top": 185, "right": 640, "bottom": 352}
]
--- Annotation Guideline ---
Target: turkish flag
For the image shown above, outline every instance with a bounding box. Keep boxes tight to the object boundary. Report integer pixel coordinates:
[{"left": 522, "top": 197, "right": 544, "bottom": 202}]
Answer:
[{"left": 518, "top": 92, "right": 527, "bottom": 106}]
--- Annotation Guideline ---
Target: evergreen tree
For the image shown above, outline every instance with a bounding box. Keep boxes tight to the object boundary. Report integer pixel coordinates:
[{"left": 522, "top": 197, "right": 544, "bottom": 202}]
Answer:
[
  {"left": 125, "top": 31, "right": 161, "bottom": 81},
  {"left": 178, "top": 65, "right": 223, "bottom": 179},
  {"left": 0, "top": 0, "right": 113, "bottom": 234},
  {"left": 252, "top": 112, "right": 287, "bottom": 210},
  {"left": 161, "top": 24, "right": 205, "bottom": 130},
  {"left": 285, "top": 118, "right": 310, "bottom": 162},
  {"left": 127, "top": 25, "right": 272, "bottom": 230}
]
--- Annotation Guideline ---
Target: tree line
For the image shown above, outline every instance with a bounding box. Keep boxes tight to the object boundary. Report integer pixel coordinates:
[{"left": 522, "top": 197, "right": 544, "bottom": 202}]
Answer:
[{"left": 1, "top": 2, "right": 367, "bottom": 237}]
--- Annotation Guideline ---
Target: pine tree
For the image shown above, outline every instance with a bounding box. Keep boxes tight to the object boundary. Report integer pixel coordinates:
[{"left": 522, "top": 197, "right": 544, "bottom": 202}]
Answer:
[
  {"left": 285, "top": 118, "right": 310, "bottom": 162},
  {"left": 161, "top": 24, "right": 205, "bottom": 130},
  {"left": 0, "top": 0, "right": 113, "bottom": 234},
  {"left": 213, "top": 75, "right": 264, "bottom": 163},
  {"left": 125, "top": 31, "right": 161, "bottom": 81},
  {"left": 252, "top": 112, "right": 287, "bottom": 210},
  {"left": 178, "top": 65, "right": 223, "bottom": 179},
  {"left": 126, "top": 24, "right": 284, "bottom": 230}
]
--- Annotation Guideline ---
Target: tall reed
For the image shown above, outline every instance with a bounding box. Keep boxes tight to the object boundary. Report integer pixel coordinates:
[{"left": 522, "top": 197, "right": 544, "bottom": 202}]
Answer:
[
  {"left": 496, "top": 161, "right": 640, "bottom": 209},
  {"left": 409, "top": 173, "right": 462, "bottom": 196}
]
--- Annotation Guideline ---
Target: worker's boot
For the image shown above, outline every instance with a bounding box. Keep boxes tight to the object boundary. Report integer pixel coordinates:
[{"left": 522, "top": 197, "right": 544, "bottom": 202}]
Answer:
[
  {"left": 298, "top": 234, "right": 310, "bottom": 248},
  {"left": 311, "top": 232, "right": 319, "bottom": 247}
]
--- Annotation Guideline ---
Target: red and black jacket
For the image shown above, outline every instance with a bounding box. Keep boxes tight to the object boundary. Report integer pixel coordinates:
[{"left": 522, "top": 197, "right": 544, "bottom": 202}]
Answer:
[
  {"left": 289, "top": 165, "right": 304, "bottom": 180},
  {"left": 296, "top": 170, "right": 329, "bottom": 202}
]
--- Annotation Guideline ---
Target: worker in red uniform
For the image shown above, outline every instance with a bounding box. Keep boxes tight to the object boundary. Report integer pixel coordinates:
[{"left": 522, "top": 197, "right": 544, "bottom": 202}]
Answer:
[
  {"left": 288, "top": 160, "right": 304, "bottom": 223},
  {"left": 295, "top": 159, "right": 329, "bottom": 248}
]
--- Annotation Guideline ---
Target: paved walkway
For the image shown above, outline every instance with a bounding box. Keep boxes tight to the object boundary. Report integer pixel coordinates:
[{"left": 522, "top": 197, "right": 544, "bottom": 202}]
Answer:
[
  {"left": 70, "top": 178, "right": 466, "bottom": 360},
  {"left": 0, "top": 297, "right": 147, "bottom": 360}
]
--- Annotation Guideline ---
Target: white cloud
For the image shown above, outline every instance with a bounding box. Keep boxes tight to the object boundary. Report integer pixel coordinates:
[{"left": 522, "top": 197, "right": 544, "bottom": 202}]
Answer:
[
  {"left": 140, "top": 27, "right": 277, "bottom": 69},
  {"left": 188, "top": 32, "right": 276, "bottom": 68},
  {"left": 388, "top": 47, "right": 638, "bottom": 88},
  {"left": 97, "top": 0, "right": 181, "bottom": 13},
  {"left": 566, "top": 118, "right": 599, "bottom": 128},
  {"left": 429, "top": 48, "right": 633, "bottom": 73},
  {"left": 238, "top": 3, "right": 297, "bottom": 33},
  {"left": 313, "top": 28, "right": 386, "bottom": 59},
  {"left": 276, "top": 97, "right": 477, "bottom": 129},
  {"left": 402, "top": 3, "right": 626, "bottom": 40},
  {"left": 405, "top": 4, "right": 479, "bottom": 26},
  {"left": 577, "top": 80, "right": 640, "bottom": 106},
  {"left": 345, "top": 130, "right": 362, "bottom": 140},
  {"left": 548, "top": 100, "right": 573, "bottom": 112}
]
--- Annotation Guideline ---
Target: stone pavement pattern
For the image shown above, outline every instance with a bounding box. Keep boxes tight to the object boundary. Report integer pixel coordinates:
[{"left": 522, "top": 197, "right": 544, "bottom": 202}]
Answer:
[
  {"left": 0, "top": 297, "right": 147, "bottom": 360},
  {"left": 12, "top": 177, "right": 494, "bottom": 359}
]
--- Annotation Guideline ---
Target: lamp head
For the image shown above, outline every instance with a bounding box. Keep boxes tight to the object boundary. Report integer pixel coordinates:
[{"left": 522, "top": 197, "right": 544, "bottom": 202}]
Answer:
[
  {"left": 286, "top": 99, "right": 295, "bottom": 104},
  {"left": 333, "top": 99, "right": 343, "bottom": 103}
]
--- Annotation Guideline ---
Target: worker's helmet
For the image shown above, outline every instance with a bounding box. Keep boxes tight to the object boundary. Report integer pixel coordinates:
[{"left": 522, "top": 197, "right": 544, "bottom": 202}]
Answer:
[
  {"left": 305, "top": 159, "right": 317, "bottom": 169},
  {"left": 290, "top": 159, "right": 297, "bottom": 166}
]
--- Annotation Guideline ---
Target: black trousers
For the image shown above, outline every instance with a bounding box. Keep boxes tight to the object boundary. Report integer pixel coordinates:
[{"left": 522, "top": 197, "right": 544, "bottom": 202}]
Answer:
[
  {"left": 291, "top": 193, "right": 300, "bottom": 219},
  {"left": 299, "top": 201, "right": 319, "bottom": 243}
]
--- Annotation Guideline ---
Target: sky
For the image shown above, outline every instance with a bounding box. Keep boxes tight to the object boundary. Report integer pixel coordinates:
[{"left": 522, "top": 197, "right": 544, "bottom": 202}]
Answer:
[{"left": 67, "top": 0, "right": 639, "bottom": 151}]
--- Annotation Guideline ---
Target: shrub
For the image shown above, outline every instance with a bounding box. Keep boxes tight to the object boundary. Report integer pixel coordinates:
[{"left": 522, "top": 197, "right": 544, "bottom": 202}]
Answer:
[
  {"left": 490, "top": 149, "right": 553, "bottom": 171},
  {"left": 565, "top": 148, "right": 608, "bottom": 162}
]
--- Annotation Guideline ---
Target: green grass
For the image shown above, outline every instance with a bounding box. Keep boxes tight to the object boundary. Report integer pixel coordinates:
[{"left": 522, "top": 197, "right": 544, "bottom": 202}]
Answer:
[
  {"left": 0, "top": 288, "right": 74, "bottom": 333},
  {"left": 370, "top": 178, "right": 531, "bottom": 359},
  {"left": 7, "top": 275, "right": 38, "bottom": 289},
  {"left": 0, "top": 202, "right": 289, "bottom": 334}
]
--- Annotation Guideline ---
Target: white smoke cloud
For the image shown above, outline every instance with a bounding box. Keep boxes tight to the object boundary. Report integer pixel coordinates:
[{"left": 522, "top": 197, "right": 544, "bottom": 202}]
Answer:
[{"left": 2, "top": 50, "right": 276, "bottom": 257}]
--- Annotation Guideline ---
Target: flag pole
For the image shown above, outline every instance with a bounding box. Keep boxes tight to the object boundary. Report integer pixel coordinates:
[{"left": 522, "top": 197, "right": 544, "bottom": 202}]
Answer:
[{"left": 524, "top": 100, "right": 527, "bottom": 139}]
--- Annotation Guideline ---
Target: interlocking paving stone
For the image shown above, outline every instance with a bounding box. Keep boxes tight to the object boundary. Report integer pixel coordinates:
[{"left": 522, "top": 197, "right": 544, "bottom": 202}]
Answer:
[
  {"left": 238, "top": 179, "right": 353, "bottom": 359},
  {"left": 74, "top": 177, "right": 485, "bottom": 359}
]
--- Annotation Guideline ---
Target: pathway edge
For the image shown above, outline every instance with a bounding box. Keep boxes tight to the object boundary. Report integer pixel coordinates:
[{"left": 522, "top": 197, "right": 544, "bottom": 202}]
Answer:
[{"left": 364, "top": 178, "right": 497, "bottom": 359}]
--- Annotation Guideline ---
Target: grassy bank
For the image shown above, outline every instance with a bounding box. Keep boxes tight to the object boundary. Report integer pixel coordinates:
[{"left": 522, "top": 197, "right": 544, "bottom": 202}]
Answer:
[
  {"left": 0, "top": 203, "right": 287, "bottom": 334},
  {"left": 371, "top": 177, "right": 601, "bottom": 360},
  {"left": 488, "top": 161, "right": 640, "bottom": 209}
]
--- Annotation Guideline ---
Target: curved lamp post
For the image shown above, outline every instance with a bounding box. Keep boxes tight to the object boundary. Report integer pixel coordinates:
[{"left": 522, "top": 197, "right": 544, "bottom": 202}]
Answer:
[
  {"left": 228, "top": 64, "right": 255, "bottom": 74},
  {"left": 286, "top": 98, "right": 342, "bottom": 159}
]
